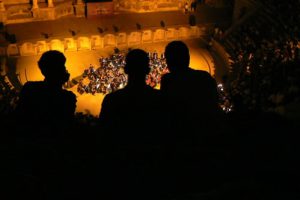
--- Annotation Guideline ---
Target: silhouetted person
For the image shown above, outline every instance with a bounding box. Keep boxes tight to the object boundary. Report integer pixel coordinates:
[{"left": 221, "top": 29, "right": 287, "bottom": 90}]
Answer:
[
  {"left": 160, "top": 41, "right": 226, "bottom": 197},
  {"left": 112, "top": 25, "right": 119, "bottom": 32},
  {"left": 99, "top": 49, "right": 165, "bottom": 200},
  {"left": 97, "top": 27, "right": 104, "bottom": 34},
  {"left": 15, "top": 50, "right": 76, "bottom": 199},
  {"left": 41, "top": 32, "right": 52, "bottom": 39},
  {"left": 136, "top": 23, "right": 142, "bottom": 30},
  {"left": 160, "top": 20, "right": 165, "bottom": 28},
  {"left": 99, "top": 49, "right": 162, "bottom": 133},
  {"left": 69, "top": 29, "right": 76, "bottom": 37},
  {"left": 16, "top": 50, "right": 76, "bottom": 134},
  {"left": 161, "top": 41, "right": 221, "bottom": 131}
]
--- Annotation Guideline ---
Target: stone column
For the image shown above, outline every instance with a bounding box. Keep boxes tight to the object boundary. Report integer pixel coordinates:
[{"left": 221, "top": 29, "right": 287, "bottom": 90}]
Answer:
[
  {"left": 77, "top": 0, "right": 84, "bottom": 4},
  {"left": 0, "top": 0, "right": 7, "bottom": 24},
  {"left": 48, "top": 0, "right": 54, "bottom": 8},
  {"left": 113, "top": 0, "right": 119, "bottom": 10},
  {"left": 32, "top": 0, "right": 39, "bottom": 9},
  {"left": 0, "top": 1, "right": 5, "bottom": 11},
  {"left": 74, "top": 1, "right": 85, "bottom": 17}
]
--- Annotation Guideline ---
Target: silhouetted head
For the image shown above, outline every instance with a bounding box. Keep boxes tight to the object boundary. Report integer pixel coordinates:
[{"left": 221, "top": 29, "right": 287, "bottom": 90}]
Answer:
[
  {"left": 124, "top": 49, "right": 150, "bottom": 77},
  {"left": 38, "top": 50, "right": 70, "bottom": 85},
  {"left": 165, "top": 41, "right": 190, "bottom": 72}
]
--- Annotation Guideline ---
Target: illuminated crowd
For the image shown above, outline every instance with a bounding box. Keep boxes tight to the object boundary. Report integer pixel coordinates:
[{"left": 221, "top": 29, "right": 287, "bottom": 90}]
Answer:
[
  {"left": 77, "top": 51, "right": 169, "bottom": 95},
  {"left": 77, "top": 53, "right": 127, "bottom": 95},
  {"left": 216, "top": 0, "right": 300, "bottom": 114},
  {"left": 0, "top": 74, "right": 18, "bottom": 114}
]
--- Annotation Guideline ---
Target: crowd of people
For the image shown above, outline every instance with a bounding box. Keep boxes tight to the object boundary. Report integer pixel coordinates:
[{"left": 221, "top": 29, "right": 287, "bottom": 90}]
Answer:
[
  {"left": 77, "top": 51, "right": 169, "bottom": 95},
  {"left": 218, "top": 0, "right": 300, "bottom": 117},
  {"left": 0, "top": 71, "right": 18, "bottom": 116},
  {"left": 77, "top": 53, "right": 127, "bottom": 95}
]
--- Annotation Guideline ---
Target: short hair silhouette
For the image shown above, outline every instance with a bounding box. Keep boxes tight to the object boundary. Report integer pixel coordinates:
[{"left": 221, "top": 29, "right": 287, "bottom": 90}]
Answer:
[
  {"left": 161, "top": 41, "right": 226, "bottom": 196},
  {"left": 124, "top": 49, "right": 150, "bottom": 76},
  {"left": 38, "top": 50, "right": 70, "bottom": 85},
  {"left": 165, "top": 40, "right": 190, "bottom": 72},
  {"left": 161, "top": 40, "right": 221, "bottom": 122},
  {"left": 15, "top": 50, "right": 76, "bottom": 132}
]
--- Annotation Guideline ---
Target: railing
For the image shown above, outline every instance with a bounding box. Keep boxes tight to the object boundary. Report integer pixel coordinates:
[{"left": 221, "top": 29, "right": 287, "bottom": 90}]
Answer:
[
  {"left": 55, "top": 1, "right": 74, "bottom": 19},
  {"left": 2, "top": 1, "right": 76, "bottom": 25}
]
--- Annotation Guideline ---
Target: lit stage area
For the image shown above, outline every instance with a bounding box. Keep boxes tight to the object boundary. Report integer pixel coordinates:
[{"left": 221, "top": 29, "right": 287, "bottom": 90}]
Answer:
[{"left": 15, "top": 39, "right": 215, "bottom": 116}]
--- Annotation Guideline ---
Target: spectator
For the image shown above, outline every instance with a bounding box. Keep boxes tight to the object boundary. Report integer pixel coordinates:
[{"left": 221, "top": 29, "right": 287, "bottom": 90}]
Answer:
[
  {"left": 160, "top": 41, "right": 226, "bottom": 197},
  {"left": 161, "top": 41, "right": 222, "bottom": 130},
  {"left": 99, "top": 49, "right": 162, "bottom": 130},
  {"left": 99, "top": 49, "right": 166, "bottom": 200},
  {"left": 16, "top": 50, "right": 76, "bottom": 134},
  {"left": 15, "top": 50, "right": 77, "bottom": 199}
]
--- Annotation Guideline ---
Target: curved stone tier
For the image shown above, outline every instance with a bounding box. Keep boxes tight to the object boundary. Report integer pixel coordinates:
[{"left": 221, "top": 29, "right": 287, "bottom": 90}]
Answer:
[{"left": 114, "top": 0, "right": 183, "bottom": 13}]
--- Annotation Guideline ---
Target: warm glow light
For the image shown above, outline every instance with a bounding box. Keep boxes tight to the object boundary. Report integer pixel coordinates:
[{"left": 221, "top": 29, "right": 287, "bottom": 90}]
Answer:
[{"left": 16, "top": 40, "right": 214, "bottom": 117}]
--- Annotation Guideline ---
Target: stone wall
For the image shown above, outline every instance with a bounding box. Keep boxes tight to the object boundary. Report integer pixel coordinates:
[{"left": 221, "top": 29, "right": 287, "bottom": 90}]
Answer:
[
  {"left": 2, "top": 0, "right": 29, "bottom": 5},
  {"left": 55, "top": 1, "right": 74, "bottom": 18},
  {"left": 2, "top": 1, "right": 66, "bottom": 5},
  {"left": 114, "top": 0, "right": 182, "bottom": 13},
  {"left": 3, "top": 25, "right": 206, "bottom": 57},
  {"left": 0, "top": 0, "right": 83, "bottom": 24},
  {"left": 87, "top": 2, "right": 114, "bottom": 16}
]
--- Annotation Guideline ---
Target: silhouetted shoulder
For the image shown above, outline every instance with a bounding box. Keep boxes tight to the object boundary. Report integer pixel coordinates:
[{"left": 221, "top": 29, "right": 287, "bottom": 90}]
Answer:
[
  {"left": 61, "top": 88, "right": 77, "bottom": 105},
  {"left": 20, "top": 81, "right": 44, "bottom": 93},
  {"left": 20, "top": 81, "right": 76, "bottom": 102},
  {"left": 161, "top": 69, "right": 216, "bottom": 92},
  {"left": 192, "top": 69, "right": 213, "bottom": 77},
  {"left": 65, "top": 89, "right": 76, "bottom": 99},
  {"left": 18, "top": 81, "right": 45, "bottom": 107},
  {"left": 191, "top": 69, "right": 217, "bottom": 85},
  {"left": 17, "top": 81, "right": 76, "bottom": 118},
  {"left": 101, "top": 85, "right": 160, "bottom": 113},
  {"left": 100, "top": 85, "right": 161, "bottom": 126}
]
